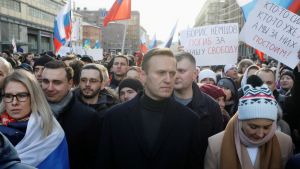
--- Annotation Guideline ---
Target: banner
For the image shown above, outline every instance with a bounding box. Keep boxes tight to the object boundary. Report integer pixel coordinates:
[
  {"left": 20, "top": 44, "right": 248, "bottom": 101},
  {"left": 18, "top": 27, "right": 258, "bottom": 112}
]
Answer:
[
  {"left": 58, "top": 46, "right": 103, "bottom": 61},
  {"left": 180, "top": 23, "right": 239, "bottom": 66},
  {"left": 240, "top": 0, "right": 300, "bottom": 68}
]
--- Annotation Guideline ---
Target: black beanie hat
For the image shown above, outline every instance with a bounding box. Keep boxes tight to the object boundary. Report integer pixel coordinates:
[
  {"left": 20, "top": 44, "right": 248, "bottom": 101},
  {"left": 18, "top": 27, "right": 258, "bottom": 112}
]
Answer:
[
  {"left": 280, "top": 71, "right": 295, "bottom": 81},
  {"left": 33, "top": 56, "right": 54, "bottom": 68},
  {"left": 217, "top": 77, "right": 237, "bottom": 97},
  {"left": 118, "top": 78, "right": 143, "bottom": 94}
]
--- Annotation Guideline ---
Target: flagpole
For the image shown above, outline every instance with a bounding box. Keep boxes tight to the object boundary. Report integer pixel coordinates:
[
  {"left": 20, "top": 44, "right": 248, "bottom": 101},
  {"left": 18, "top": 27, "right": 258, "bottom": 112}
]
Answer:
[
  {"left": 275, "top": 61, "right": 281, "bottom": 82},
  {"left": 121, "top": 22, "right": 128, "bottom": 54}
]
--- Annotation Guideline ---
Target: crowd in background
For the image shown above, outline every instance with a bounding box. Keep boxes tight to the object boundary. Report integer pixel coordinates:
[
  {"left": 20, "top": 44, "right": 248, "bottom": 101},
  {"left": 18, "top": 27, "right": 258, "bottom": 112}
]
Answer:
[{"left": 0, "top": 48, "right": 299, "bottom": 169}]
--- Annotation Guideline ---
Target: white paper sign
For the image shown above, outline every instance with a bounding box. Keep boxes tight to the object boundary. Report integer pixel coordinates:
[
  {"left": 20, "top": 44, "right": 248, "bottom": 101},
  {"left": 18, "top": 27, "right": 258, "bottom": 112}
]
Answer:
[
  {"left": 58, "top": 46, "right": 71, "bottom": 57},
  {"left": 240, "top": 0, "right": 300, "bottom": 68},
  {"left": 180, "top": 23, "right": 239, "bottom": 66},
  {"left": 86, "top": 49, "right": 103, "bottom": 61}
]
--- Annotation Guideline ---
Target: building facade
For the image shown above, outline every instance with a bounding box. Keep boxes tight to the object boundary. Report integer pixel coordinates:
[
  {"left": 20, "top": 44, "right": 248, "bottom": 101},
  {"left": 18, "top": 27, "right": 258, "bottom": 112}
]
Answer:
[
  {"left": 0, "top": 0, "right": 67, "bottom": 53},
  {"left": 77, "top": 8, "right": 141, "bottom": 54},
  {"left": 82, "top": 22, "right": 101, "bottom": 48},
  {"left": 71, "top": 11, "right": 83, "bottom": 47}
]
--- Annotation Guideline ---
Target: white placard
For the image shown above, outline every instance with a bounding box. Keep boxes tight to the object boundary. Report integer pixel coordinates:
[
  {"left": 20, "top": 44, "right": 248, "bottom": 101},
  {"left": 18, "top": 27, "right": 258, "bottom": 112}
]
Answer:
[
  {"left": 86, "top": 49, "right": 103, "bottom": 61},
  {"left": 57, "top": 46, "right": 71, "bottom": 57},
  {"left": 180, "top": 23, "right": 239, "bottom": 66},
  {"left": 240, "top": 0, "right": 300, "bottom": 68}
]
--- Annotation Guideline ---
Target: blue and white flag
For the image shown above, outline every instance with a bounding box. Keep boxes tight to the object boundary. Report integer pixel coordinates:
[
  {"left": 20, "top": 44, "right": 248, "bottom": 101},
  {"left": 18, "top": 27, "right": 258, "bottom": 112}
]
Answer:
[
  {"left": 164, "top": 22, "right": 177, "bottom": 48},
  {"left": 15, "top": 112, "right": 69, "bottom": 169},
  {"left": 94, "top": 40, "right": 101, "bottom": 49},
  {"left": 236, "top": 0, "right": 258, "bottom": 20},
  {"left": 148, "top": 34, "right": 157, "bottom": 49}
]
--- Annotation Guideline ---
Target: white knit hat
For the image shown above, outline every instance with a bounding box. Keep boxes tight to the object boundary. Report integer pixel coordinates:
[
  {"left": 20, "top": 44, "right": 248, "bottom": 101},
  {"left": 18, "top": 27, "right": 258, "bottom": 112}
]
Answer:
[
  {"left": 199, "top": 69, "right": 216, "bottom": 83},
  {"left": 224, "top": 64, "right": 237, "bottom": 74},
  {"left": 238, "top": 84, "right": 278, "bottom": 121}
]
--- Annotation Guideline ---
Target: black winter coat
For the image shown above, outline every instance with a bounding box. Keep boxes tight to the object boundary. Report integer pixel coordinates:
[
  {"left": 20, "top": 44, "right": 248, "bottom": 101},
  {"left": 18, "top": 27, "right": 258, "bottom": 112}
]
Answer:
[
  {"left": 97, "top": 93, "right": 209, "bottom": 169},
  {"left": 187, "top": 82, "right": 224, "bottom": 133},
  {"left": 283, "top": 67, "right": 300, "bottom": 152},
  {"left": 57, "top": 95, "right": 102, "bottom": 169}
]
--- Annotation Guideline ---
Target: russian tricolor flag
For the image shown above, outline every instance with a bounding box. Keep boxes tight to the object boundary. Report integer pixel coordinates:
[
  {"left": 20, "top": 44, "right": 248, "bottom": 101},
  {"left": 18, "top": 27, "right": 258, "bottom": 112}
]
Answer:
[
  {"left": 148, "top": 34, "right": 157, "bottom": 49},
  {"left": 139, "top": 32, "right": 148, "bottom": 54},
  {"left": 54, "top": 0, "right": 72, "bottom": 54},
  {"left": 15, "top": 113, "right": 69, "bottom": 169},
  {"left": 237, "top": 0, "right": 300, "bottom": 20}
]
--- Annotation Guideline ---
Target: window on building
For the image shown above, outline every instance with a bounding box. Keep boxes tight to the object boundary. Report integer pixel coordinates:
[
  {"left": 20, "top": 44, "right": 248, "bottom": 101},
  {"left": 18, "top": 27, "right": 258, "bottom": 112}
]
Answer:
[{"left": 0, "top": 0, "right": 21, "bottom": 12}]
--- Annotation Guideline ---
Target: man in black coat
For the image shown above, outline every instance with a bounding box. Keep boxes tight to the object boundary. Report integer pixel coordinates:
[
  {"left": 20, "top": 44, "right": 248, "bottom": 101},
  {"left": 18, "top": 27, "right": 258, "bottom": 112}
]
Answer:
[
  {"left": 97, "top": 48, "right": 208, "bottom": 169},
  {"left": 283, "top": 60, "right": 300, "bottom": 153},
  {"left": 173, "top": 51, "right": 223, "bottom": 134},
  {"left": 42, "top": 61, "right": 101, "bottom": 169}
]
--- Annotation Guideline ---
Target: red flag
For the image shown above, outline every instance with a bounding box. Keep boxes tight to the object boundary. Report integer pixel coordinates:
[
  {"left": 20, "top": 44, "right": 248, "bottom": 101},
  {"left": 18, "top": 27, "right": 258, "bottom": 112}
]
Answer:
[
  {"left": 139, "top": 32, "right": 148, "bottom": 54},
  {"left": 103, "top": 0, "right": 131, "bottom": 27},
  {"left": 256, "top": 49, "right": 266, "bottom": 63},
  {"left": 288, "top": 0, "right": 300, "bottom": 13},
  {"left": 139, "top": 44, "right": 148, "bottom": 54}
]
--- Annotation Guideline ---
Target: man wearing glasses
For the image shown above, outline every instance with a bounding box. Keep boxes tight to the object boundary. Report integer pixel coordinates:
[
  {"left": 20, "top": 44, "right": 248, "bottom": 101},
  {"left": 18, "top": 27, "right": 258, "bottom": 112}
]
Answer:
[{"left": 75, "top": 63, "right": 117, "bottom": 116}]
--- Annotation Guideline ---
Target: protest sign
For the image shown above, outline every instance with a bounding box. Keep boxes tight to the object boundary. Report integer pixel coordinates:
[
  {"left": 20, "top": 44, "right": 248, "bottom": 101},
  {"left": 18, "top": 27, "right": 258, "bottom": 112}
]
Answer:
[
  {"left": 86, "top": 49, "right": 103, "bottom": 61},
  {"left": 180, "top": 23, "right": 239, "bottom": 66},
  {"left": 240, "top": 0, "right": 300, "bottom": 68},
  {"left": 58, "top": 46, "right": 103, "bottom": 61}
]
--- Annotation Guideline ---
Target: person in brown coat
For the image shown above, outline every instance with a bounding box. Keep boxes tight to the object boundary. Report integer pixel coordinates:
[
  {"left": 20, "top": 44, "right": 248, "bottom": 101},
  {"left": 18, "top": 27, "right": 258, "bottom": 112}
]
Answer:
[{"left": 205, "top": 84, "right": 293, "bottom": 169}]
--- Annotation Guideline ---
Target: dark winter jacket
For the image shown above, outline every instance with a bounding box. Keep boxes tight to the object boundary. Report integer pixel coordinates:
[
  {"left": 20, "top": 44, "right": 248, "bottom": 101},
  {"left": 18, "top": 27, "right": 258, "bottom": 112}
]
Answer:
[
  {"left": 0, "top": 132, "right": 36, "bottom": 169},
  {"left": 97, "top": 93, "right": 209, "bottom": 169},
  {"left": 283, "top": 67, "right": 300, "bottom": 153},
  {"left": 74, "top": 88, "right": 117, "bottom": 117},
  {"left": 0, "top": 121, "right": 27, "bottom": 146},
  {"left": 187, "top": 82, "right": 223, "bottom": 134},
  {"left": 56, "top": 94, "right": 102, "bottom": 169}
]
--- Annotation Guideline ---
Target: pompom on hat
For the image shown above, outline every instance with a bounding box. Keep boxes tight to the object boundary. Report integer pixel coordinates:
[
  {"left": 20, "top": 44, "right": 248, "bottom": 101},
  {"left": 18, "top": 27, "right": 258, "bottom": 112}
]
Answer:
[{"left": 238, "top": 84, "right": 278, "bottom": 121}]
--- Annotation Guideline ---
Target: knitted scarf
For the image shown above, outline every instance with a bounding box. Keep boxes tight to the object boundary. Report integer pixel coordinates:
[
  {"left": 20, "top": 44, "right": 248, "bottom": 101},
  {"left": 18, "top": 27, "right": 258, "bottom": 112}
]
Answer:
[
  {"left": 0, "top": 111, "right": 30, "bottom": 125},
  {"left": 220, "top": 114, "right": 282, "bottom": 169}
]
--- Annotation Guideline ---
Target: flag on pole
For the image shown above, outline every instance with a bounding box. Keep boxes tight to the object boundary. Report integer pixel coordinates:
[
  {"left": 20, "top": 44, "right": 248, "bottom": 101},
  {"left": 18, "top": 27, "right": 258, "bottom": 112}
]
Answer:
[
  {"left": 164, "top": 22, "right": 178, "bottom": 48},
  {"left": 103, "top": 0, "right": 131, "bottom": 27},
  {"left": 54, "top": 0, "right": 72, "bottom": 54},
  {"left": 94, "top": 40, "right": 101, "bottom": 49},
  {"left": 148, "top": 34, "right": 157, "bottom": 49},
  {"left": 236, "top": 0, "right": 300, "bottom": 20},
  {"left": 287, "top": 0, "right": 300, "bottom": 13},
  {"left": 139, "top": 32, "right": 148, "bottom": 54},
  {"left": 83, "top": 39, "right": 91, "bottom": 49},
  {"left": 12, "top": 37, "right": 17, "bottom": 53}
]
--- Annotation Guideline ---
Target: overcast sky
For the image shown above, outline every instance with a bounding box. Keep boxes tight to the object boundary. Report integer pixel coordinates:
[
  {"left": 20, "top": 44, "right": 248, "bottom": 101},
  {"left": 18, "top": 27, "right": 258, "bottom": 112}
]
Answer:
[{"left": 73, "top": 0, "right": 207, "bottom": 42}]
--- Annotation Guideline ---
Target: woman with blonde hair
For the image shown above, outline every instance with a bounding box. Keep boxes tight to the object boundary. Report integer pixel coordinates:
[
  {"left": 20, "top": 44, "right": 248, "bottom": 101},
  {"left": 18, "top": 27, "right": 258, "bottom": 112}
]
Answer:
[
  {"left": 205, "top": 84, "right": 293, "bottom": 169},
  {"left": 0, "top": 69, "right": 69, "bottom": 169}
]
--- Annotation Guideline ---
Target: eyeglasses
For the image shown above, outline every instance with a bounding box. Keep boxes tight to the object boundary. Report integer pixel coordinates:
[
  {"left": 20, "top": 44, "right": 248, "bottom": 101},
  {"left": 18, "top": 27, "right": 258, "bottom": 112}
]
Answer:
[{"left": 2, "top": 93, "right": 30, "bottom": 103}]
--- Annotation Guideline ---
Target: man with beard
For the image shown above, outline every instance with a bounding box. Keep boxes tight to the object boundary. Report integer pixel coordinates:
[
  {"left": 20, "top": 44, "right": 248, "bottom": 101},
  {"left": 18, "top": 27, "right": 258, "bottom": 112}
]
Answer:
[{"left": 76, "top": 63, "right": 117, "bottom": 116}]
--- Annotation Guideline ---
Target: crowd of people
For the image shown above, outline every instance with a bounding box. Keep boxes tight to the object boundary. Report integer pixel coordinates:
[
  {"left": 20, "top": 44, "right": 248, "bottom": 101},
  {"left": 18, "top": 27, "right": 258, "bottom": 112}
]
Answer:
[{"left": 0, "top": 48, "right": 299, "bottom": 169}]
